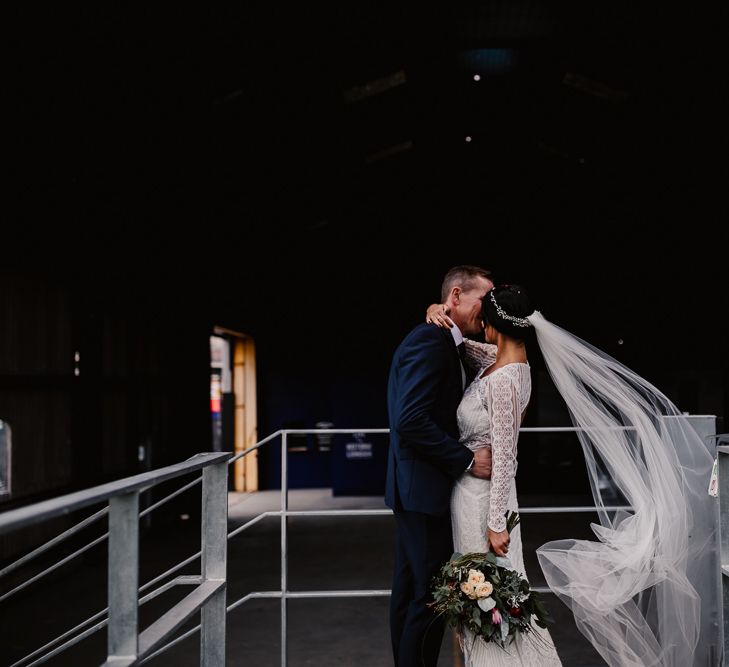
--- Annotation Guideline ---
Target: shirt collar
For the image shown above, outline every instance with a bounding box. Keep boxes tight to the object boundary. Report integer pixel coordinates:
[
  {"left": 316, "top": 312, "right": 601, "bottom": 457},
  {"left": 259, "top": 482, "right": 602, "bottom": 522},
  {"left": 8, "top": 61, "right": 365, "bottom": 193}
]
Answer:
[{"left": 450, "top": 323, "right": 464, "bottom": 346}]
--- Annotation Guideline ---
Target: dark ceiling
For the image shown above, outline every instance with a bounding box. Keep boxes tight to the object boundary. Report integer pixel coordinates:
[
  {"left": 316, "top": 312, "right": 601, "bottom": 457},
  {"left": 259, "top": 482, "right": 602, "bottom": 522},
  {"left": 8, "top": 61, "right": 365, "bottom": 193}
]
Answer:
[{"left": 8, "top": 3, "right": 729, "bottom": 370}]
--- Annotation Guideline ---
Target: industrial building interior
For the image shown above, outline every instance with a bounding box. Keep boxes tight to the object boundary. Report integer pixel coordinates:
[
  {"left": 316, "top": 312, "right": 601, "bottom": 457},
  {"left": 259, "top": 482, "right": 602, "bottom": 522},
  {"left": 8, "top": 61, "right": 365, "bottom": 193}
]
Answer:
[{"left": 2, "top": 2, "right": 727, "bottom": 665}]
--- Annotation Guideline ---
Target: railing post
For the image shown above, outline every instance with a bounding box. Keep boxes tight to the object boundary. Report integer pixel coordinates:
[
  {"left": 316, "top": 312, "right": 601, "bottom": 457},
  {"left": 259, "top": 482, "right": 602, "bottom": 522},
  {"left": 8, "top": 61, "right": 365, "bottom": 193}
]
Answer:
[
  {"left": 668, "top": 415, "right": 722, "bottom": 666},
  {"left": 201, "top": 461, "right": 229, "bottom": 667},
  {"left": 107, "top": 491, "right": 139, "bottom": 662},
  {"left": 281, "top": 431, "right": 288, "bottom": 667},
  {"left": 717, "top": 440, "right": 729, "bottom": 664}
]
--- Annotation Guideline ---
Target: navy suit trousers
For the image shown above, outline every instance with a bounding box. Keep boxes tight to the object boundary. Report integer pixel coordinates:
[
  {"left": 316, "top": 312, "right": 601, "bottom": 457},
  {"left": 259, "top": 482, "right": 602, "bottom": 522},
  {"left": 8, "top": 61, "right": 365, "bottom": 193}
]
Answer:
[{"left": 390, "top": 508, "right": 454, "bottom": 667}]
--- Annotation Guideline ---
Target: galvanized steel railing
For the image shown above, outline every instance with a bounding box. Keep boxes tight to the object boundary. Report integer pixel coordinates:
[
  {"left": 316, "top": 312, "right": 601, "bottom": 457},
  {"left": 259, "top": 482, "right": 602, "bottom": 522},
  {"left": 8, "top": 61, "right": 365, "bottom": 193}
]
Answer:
[
  {"left": 0, "top": 419, "right": 721, "bottom": 666},
  {"left": 0, "top": 452, "right": 230, "bottom": 667},
  {"left": 714, "top": 436, "right": 729, "bottom": 662}
]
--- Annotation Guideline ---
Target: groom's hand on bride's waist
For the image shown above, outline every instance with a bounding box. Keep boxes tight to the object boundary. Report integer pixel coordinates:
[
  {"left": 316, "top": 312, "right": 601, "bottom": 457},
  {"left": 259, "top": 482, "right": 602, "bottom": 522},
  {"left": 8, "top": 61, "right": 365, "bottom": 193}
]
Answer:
[{"left": 469, "top": 448, "right": 492, "bottom": 479}]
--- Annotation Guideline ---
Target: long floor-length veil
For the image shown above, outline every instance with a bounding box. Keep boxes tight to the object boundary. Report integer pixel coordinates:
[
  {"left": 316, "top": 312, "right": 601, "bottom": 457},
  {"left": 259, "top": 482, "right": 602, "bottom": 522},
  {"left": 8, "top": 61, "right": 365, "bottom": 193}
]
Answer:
[{"left": 526, "top": 311, "right": 716, "bottom": 667}]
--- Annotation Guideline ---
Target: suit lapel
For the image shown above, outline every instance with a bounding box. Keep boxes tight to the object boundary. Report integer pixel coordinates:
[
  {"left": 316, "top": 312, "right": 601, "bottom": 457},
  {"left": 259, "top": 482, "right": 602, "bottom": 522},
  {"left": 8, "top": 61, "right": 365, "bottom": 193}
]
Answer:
[{"left": 440, "top": 328, "right": 468, "bottom": 391}]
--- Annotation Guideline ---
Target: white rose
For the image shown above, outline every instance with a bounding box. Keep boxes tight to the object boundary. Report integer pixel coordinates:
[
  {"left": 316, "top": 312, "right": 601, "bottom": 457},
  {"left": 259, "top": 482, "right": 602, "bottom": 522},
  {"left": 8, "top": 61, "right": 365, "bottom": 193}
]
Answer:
[
  {"left": 474, "top": 582, "right": 493, "bottom": 598},
  {"left": 467, "top": 569, "right": 485, "bottom": 586},
  {"left": 460, "top": 582, "right": 477, "bottom": 599}
]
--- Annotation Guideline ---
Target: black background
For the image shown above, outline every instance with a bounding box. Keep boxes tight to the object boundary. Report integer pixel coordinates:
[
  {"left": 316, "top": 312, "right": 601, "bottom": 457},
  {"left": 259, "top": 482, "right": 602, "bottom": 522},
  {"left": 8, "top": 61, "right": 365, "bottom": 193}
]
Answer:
[{"left": 8, "top": 2, "right": 729, "bottom": 418}]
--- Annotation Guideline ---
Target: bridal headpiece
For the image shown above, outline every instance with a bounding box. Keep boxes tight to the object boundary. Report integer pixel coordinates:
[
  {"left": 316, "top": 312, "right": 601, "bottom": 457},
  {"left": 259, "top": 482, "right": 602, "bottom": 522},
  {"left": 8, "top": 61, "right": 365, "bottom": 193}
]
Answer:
[{"left": 489, "top": 290, "right": 532, "bottom": 328}]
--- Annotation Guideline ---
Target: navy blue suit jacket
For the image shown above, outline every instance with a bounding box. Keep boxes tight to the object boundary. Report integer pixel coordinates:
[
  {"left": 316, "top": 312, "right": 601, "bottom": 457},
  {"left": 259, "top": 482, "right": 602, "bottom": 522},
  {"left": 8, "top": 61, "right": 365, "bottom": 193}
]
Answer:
[{"left": 385, "top": 323, "right": 473, "bottom": 516}]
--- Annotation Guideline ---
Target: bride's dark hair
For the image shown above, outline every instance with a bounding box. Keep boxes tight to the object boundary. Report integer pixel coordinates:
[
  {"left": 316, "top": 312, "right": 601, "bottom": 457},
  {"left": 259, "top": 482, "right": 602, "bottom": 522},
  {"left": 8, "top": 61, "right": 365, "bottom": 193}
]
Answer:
[{"left": 481, "top": 285, "right": 534, "bottom": 340}]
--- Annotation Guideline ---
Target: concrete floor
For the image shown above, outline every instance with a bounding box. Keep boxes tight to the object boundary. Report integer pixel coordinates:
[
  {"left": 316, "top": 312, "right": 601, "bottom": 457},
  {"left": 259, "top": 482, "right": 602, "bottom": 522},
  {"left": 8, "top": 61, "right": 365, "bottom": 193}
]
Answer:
[{"left": 0, "top": 489, "right": 607, "bottom": 666}]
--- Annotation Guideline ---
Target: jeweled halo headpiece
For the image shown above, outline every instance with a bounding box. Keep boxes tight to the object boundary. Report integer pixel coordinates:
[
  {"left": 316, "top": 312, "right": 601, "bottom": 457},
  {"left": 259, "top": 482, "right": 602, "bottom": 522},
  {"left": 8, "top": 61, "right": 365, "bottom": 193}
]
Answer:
[{"left": 490, "top": 290, "right": 532, "bottom": 328}]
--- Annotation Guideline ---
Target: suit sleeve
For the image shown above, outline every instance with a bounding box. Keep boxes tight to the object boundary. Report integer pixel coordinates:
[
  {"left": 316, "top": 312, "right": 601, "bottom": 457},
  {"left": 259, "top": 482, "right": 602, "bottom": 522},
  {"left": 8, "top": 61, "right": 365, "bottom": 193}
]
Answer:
[{"left": 391, "top": 329, "right": 472, "bottom": 479}]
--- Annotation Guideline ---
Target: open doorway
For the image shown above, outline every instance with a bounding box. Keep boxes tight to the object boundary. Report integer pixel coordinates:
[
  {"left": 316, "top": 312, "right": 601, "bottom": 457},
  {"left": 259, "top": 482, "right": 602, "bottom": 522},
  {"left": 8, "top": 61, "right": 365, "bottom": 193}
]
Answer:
[{"left": 210, "top": 327, "right": 258, "bottom": 492}]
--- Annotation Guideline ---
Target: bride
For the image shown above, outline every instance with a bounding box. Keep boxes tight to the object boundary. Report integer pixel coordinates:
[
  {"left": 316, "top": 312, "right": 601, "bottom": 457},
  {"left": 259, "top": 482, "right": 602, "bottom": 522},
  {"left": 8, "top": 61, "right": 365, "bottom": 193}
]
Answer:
[
  {"left": 427, "top": 283, "right": 715, "bottom": 667},
  {"left": 428, "top": 285, "right": 562, "bottom": 666}
]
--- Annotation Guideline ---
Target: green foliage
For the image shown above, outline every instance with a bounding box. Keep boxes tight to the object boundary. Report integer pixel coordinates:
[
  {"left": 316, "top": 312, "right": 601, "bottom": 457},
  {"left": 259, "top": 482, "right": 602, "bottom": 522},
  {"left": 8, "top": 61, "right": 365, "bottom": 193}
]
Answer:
[{"left": 426, "top": 511, "right": 553, "bottom": 649}]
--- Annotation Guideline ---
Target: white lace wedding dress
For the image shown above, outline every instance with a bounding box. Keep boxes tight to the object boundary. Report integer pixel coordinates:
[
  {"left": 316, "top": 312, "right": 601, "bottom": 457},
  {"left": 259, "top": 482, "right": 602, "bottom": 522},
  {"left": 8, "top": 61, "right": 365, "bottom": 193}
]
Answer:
[{"left": 451, "top": 340, "right": 562, "bottom": 666}]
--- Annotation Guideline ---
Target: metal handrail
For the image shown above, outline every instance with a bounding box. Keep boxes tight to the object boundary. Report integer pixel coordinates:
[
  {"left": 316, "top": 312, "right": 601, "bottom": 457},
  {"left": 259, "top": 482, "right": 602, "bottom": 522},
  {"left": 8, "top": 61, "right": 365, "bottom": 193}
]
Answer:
[
  {"left": 0, "top": 453, "right": 228, "bottom": 535},
  {"left": 0, "top": 506, "right": 108, "bottom": 578},
  {"left": 1, "top": 427, "right": 621, "bottom": 667},
  {"left": 5, "top": 424, "right": 706, "bottom": 666},
  {"left": 0, "top": 425, "right": 618, "bottom": 600},
  {"left": 0, "top": 476, "right": 202, "bottom": 602},
  {"left": 1, "top": 451, "right": 231, "bottom": 667},
  {"left": 226, "top": 428, "right": 634, "bottom": 667},
  {"left": 10, "top": 576, "right": 198, "bottom": 667}
]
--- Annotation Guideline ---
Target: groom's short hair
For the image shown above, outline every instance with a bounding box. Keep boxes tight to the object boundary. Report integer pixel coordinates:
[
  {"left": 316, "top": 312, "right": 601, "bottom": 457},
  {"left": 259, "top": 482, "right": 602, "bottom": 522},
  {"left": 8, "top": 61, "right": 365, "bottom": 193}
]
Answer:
[{"left": 440, "top": 265, "right": 493, "bottom": 302}]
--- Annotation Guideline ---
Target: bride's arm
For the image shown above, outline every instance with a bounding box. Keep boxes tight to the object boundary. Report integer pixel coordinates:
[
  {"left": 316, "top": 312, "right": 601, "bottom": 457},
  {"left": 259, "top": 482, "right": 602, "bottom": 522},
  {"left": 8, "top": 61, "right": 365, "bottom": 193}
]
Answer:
[
  {"left": 486, "top": 372, "right": 520, "bottom": 555},
  {"left": 463, "top": 339, "right": 497, "bottom": 370},
  {"left": 425, "top": 304, "right": 497, "bottom": 370},
  {"left": 425, "top": 303, "right": 453, "bottom": 328}
]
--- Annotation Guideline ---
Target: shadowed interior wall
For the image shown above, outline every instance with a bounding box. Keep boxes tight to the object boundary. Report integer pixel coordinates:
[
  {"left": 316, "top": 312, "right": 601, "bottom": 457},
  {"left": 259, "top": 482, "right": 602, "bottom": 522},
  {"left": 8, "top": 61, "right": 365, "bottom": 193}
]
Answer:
[{"left": 0, "top": 269, "right": 211, "bottom": 561}]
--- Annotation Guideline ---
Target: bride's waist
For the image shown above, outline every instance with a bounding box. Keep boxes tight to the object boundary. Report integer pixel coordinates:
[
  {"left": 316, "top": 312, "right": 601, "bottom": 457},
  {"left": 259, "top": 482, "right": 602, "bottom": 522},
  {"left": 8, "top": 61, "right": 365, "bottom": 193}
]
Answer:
[
  {"left": 455, "top": 470, "right": 518, "bottom": 488},
  {"left": 454, "top": 473, "right": 491, "bottom": 491}
]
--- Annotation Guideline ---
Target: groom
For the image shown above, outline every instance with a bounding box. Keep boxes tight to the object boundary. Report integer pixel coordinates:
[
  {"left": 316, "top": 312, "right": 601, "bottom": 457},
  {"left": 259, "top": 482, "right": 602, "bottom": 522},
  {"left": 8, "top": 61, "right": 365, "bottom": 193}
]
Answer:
[{"left": 386, "top": 265, "right": 495, "bottom": 667}]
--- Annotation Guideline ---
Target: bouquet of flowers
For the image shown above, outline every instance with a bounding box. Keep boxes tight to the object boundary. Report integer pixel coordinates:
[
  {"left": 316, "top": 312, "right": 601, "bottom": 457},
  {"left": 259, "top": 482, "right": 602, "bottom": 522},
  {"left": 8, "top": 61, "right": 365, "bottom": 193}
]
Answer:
[{"left": 428, "top": 511, "right": 552, "bottom": 650}]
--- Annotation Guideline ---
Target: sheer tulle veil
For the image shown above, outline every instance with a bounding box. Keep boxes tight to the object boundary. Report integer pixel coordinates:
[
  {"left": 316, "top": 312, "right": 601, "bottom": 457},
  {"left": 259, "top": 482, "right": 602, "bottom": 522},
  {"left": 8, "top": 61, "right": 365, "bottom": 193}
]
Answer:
[{"left": 525, "top": 310, "right": 715, "bottom": 667}]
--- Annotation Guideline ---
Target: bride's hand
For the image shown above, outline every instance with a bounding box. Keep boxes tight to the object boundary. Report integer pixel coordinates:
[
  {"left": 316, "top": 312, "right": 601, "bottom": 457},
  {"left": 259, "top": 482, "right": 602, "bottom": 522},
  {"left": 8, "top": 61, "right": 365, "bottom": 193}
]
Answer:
[
  {"left": 487, "top": 527, "right": 510, "bottom": 557},
  {"left": 426, "top": 303, "right": 453, "bottom": 328}
]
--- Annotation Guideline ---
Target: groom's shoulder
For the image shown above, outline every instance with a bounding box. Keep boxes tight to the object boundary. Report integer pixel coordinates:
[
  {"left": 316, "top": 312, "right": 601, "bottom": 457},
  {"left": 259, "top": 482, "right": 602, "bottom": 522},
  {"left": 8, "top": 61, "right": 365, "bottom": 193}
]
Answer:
[{"left": 399, "top": 322, "right": 448, "bottom": 348}]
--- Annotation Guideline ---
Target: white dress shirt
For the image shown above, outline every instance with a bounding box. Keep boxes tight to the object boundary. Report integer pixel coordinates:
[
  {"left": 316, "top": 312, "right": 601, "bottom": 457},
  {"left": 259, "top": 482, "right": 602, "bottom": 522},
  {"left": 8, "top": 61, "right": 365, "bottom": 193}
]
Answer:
[{"left": 449, "top": 324, "right": 474, "bottom": 471}]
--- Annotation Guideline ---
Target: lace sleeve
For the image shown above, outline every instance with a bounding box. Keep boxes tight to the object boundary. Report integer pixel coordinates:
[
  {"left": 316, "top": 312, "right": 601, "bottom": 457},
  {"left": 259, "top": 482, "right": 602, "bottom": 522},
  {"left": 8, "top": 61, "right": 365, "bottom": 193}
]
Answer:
[
  {"left": 487, "top": 371, "right": 520, "bottom": 532},
  {"left": 463, "top": 339, "right": 497, "bottom": 372}
]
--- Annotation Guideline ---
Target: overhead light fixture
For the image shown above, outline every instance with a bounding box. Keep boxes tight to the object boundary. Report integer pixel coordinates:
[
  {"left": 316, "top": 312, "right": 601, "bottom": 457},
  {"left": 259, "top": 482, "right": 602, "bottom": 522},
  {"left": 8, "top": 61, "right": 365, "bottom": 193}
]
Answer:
[
  {"left": 343, "top": 70, "right": 407, "bottom": 104},
  {"left": 459, "top": 49, "right": 517, "bottom": 75},
  {"left": 364, "top": 140, "right": 414, "bottom": 164},
  {"left": 562, "top": 72, "right": 628, "bottom": 103}
]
